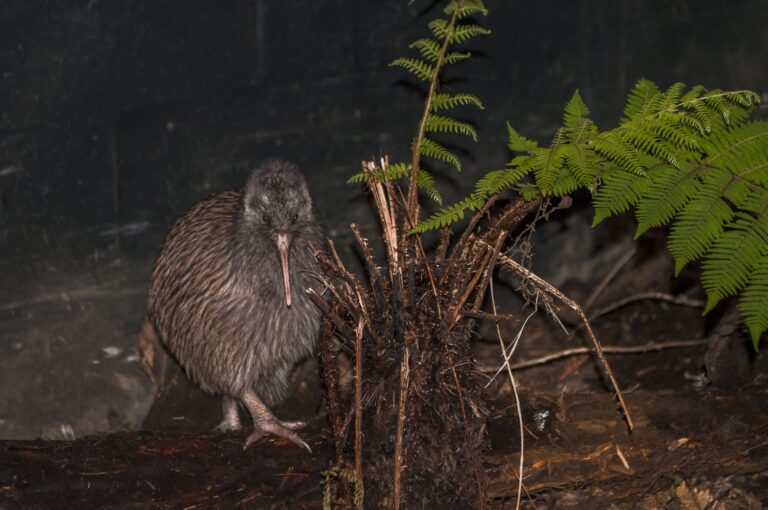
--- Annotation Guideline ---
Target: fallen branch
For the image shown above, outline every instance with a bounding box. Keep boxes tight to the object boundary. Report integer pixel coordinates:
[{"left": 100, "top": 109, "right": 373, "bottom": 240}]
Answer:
[
  {"left": 477, "top": 338, "right": 710, "bottom": 372},
  {"left": 582, "top": 246, "right": 638, "bottom": 312},
  {"left": 492, "top": 248, "right": 635, "bottom": 432},
  {"left": 589, "top": 291, "right": 705, "bottom": 320}
]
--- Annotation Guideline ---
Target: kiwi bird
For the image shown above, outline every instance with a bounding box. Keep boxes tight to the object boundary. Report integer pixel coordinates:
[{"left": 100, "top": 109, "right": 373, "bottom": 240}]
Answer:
[{"left": 148, "top": 160, "right": 323, "bottom": 452}]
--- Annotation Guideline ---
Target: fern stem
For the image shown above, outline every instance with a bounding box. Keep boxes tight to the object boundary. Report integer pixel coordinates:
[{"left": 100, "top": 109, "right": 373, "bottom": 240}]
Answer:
[{"left": 407, "top": 0, "right": 464, "bottom": 224}]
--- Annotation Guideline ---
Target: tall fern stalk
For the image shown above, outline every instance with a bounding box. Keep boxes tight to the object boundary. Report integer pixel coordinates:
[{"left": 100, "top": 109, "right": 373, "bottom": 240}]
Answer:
[{"left": 405, "top": 0, "right": 467, "bottom": 222}]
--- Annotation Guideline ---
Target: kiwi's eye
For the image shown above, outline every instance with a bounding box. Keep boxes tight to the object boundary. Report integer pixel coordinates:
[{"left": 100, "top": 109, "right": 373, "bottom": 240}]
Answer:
[
  {"left": 291, "top": 212, "right": 299, "bottom": 223},
  {"left": 262, "top": 213, "right": 272, "bottom": 224}
]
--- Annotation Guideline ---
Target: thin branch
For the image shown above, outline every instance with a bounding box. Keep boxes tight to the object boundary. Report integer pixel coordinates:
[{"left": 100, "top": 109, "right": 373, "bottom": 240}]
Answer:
[
  {"left": 490, "top": 278, "right": 525, "bottom": 510},
  {"left": 318, "top": 316, "right": 344, "bottom": 461},
  {"left": 306, "top": 289, "right": 356, "bottom": 346},
  {"left": 582, "top": 246, "right": 637, "bottom": 311},
  {"left": 470, "top": 196, "right": 541, "bottom": 311},
  {"left": 395, "top": 185, "right": 442, "bottom": 319},
  {"left": 392, "top": 345, "right": 410, "bottom": 510},
  {"left": 435, "top": 226, "right": 452, "bottom": 269},
  {"left": 461, "top": 309, "right": 522, "bottom": 326},
  {"left": 493, "top": 248, "right": 635, "bottom": 432},
  {"left": 442, "top": 194, "right": 499, "bottom": 285},
  {"left": 563, "top": 291, "right": 706, "bottom": 346},
  {"left": 354, "top": 317, "right": 364, "bottom": 483},
  {"left": 328, "top": 238, "right": 373, "bottom": 318},
  {"left": 350, "top": 222, "right": 389, "bottom": 298},
  {"left": 589, "top": 291, "right": 705, "bottom": 320},
  {"left": 311, "top": 265, "right": 363, "bottom": 330},
  {"left": 477, "top": 338, "right": 710, "bottom": 372},
  {"left": 469, "top": 228, "right": 506, "bottom": 313},
  {"left": 448, "top": 245, "right": 492, "bottom": 329}
]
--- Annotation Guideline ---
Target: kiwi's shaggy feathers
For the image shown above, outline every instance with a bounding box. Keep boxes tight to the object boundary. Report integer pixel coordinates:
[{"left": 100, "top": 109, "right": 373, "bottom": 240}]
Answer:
[{"left": 148, "top": 160, "right": 323, "bottom": 406}]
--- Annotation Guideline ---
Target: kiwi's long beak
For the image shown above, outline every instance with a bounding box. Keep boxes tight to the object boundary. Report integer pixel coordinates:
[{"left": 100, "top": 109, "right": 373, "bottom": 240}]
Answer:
[{"left": 276, "top": 232, "right": 292, "bottom": 307}]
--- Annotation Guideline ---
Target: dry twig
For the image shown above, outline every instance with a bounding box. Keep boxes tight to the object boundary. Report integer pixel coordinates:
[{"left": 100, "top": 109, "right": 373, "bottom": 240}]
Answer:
[
  {"left": 492, "top": 248, "right": 635, "bottom": 432},
  {"left": 478, "top": 338, "right": 710, "bottom": 372},
  {"left": 354, "top": 317, "right": 364, "bottom": 482},
  {"left": 392, "top": 345, "right": 410, "bottom": 510}
]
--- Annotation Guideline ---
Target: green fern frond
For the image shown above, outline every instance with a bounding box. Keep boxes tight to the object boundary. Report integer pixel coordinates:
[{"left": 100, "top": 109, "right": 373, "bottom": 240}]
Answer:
[
  {"left": 347, "top": 172, "right": 368, "bottom": 184},
  {"left": 431, "top": 93, "right": 484, "bottom": 111},
  {"left": 507, "top": 122, "right": 537, "bottom": 153},
  {"left": 680, "top": 84, "right": 707, "bottom": 104},
  {"left": 692, "top": 90, "right": 757, "bottom": 126},
  {"left": 689, "top": 99, "right": 718, "bottom": 134},
  {"left": 650, "top": 82, "right": 685, "bottom": 114},
  {"left": 411, "top": 165, "right": 528, "bottom": 234},
  {"left": 533, "top": 129, "right": 566, "bottom": 194},
  {"left": 549, "top": 166, "right": 580, "bottom": 196},
  {"left": 347, "top": 162, "right": 412, "bottom": 184},
  {"left": 591, "top": 135, "right": 644, "bottom": 175},
  {"left": 444, "top": 0, "right": 488, "bottom": 18},
  {"left": 702, "top": 209, "right": 768, "bottom": 312},
  {"left": 592, "top": 169, "right": 648, "bottom": 225},
  {"left": 419, "top": 137, "right": 461, "bottom": 169},
  {"left": 473, "top": 165, "right": 532, "bottom": 200},
  {"left": 393, "top": 1, "right": 491, "bottom": 220},
  {"left": 449, "top": 23, "right": 491, "bottom": 44},
  {"left": 647, "top": 120, "right": 700, "bottom": 151},
  {"left": 563, "top": 90, "right": 592, "bottom": 135},
  {"left": 623, "top": 79, "right": 661, "bottom": 120},
  {"left": 415, "top": 168, "right": 443, "bottom": 205},
  {"left": 634, "top": 164, "right": 699, "bottom": 235},
  {"left": 701, "top": 120, "right": 768, "bottom": 176},
  {"left": 425, "top": 114, "right": 477, "bottom": 140},
  {"left": 562, "top": 143, "right": 598, "bottom": 189},
  {"left": 702, "top": 93, "right": 733, "bottom": 125},
  {"left": 413, "top": 73, "right": 767, "bottom": 341},
  {"left": 515, "top": 182, "right": 540, "bottom": 201},
  {"left": 410, "top": 39, "right": 441, "bottom": 61},
  {"left": 619, "top": 121, "right": 679, "bottom": 168},
  {"left": 667, "top": 171, "right": 736, "bottom": 274},
  {"left": 428, "top": 18, "right": 450, "bottom": 39},
  {"left": 390, "top": 57, "right": 434, "bottom": 81},
  {"left": 739, "top": 255, "right": 768, "bottom": 349},
  {"left": 410, "top": 196, "right": 481, "bottom": 233},
  {"left": 443, "top": 51, "right": 472, "bottom": 65},
  {"left": 724, "top": 89, "right": 761, "bottom": 109},
  {"left": 346, "top": 161, "right": 441, "bottom": 204}
]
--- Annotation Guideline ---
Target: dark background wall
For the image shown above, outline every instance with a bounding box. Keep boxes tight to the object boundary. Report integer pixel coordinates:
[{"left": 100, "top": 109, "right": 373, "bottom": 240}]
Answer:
[
  {"left": 0, "top": 1, "right": 766, "bottom": 439},
  {"left": 3, "top": 1, "right": 766, "bottom": 251}
]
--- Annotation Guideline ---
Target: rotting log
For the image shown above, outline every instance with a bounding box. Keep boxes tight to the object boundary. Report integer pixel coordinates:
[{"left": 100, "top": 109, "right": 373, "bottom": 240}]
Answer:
[
  {"left": 0, "top": 427, "right": 332, "bottom": 510},
  {"left": 2, "top": 386, "right": 767, "bottom": 508}
]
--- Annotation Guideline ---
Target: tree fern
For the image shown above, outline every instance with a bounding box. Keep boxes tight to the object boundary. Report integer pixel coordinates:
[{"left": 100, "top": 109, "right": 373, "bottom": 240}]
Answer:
[{"left": 417, "top": 80, "right": 767, "bottom": 346}]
